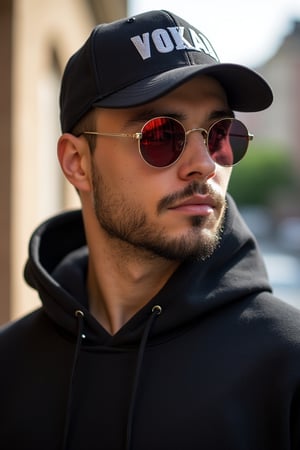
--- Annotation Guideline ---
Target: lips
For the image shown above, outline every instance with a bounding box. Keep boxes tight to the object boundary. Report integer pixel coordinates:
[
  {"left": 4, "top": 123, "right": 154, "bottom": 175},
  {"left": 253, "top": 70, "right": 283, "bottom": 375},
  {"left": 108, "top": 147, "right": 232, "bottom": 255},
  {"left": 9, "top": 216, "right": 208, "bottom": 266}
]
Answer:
[
  {"left": 169, "top": 195, "right": 216, "bottom": 215},
  {"left": 170, "top": 194, "right": 216, "bottom": 207}
]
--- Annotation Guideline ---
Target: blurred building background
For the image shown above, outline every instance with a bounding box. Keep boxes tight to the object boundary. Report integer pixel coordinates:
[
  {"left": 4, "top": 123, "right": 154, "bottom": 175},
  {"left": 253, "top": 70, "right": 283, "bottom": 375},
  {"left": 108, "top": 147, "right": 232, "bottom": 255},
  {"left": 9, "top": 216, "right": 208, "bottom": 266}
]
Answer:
[
  {"left": 230, "top": 20, "right": 300, "bottom": 308},
  {"left": 236, "top": 19, "right": 300, "bottom": 219},
  {"left": 0, "top": 0, "right": 299, "bottom": 325}
]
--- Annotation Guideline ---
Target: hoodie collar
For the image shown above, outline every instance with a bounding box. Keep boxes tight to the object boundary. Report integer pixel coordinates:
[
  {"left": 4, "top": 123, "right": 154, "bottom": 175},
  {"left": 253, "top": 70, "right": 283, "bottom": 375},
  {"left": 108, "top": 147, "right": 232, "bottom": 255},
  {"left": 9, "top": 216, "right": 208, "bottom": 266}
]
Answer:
[{"left": 24, "top": 195, "right": 272, "bottom": 346}]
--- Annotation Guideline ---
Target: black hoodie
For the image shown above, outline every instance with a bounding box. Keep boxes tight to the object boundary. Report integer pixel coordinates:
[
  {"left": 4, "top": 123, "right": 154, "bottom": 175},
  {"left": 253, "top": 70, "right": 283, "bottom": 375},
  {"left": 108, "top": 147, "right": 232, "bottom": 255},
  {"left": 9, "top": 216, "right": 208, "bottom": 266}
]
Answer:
[{"left": 1, "top": 195, "right": 300, "bottom": 450}]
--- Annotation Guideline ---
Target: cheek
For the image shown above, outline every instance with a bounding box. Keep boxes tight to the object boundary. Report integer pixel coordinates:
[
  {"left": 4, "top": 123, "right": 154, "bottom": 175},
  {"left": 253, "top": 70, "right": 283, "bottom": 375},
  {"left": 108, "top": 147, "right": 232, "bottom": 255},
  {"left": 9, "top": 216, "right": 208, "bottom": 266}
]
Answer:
[
  {"left": 216, "top": 167, "right": 232, "bottom": 193},
  {"left": 93, "top": 153, "right": 158, "bottom": 212},
  {"left": 95, "top": 140, "right": 145, "bottom": 181},
  {"left": 95, "top": 142, "right": 166, "bottom": 196}
]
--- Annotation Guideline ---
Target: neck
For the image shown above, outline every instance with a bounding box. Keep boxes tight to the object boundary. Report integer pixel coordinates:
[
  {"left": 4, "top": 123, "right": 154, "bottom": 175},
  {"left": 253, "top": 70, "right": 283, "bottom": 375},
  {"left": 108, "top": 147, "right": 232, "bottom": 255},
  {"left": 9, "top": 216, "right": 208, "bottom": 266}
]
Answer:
[{"left": 87, "top": 237, "right": 179, "bottom": 335}]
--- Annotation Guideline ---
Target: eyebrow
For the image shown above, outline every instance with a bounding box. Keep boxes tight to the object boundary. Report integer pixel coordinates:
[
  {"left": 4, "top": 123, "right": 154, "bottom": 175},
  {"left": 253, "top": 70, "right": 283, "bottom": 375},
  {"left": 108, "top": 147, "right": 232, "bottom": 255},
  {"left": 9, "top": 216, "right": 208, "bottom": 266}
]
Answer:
[
  {"left": 125, "top": 109, "right": 187, "bottom": 127},
  {"left": 124, "top": 108, "right": 235, "bottom": 128},
  {"left": 208, "top": 109, "right": 235, "bottom": 120}
]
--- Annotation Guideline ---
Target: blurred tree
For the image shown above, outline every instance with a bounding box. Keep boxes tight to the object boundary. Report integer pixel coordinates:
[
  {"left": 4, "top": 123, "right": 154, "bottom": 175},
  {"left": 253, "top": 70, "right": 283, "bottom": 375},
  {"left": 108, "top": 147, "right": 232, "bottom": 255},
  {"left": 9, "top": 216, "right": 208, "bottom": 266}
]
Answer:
[{"left": 228, "top": 142, "right": 297, "bottom": 207}]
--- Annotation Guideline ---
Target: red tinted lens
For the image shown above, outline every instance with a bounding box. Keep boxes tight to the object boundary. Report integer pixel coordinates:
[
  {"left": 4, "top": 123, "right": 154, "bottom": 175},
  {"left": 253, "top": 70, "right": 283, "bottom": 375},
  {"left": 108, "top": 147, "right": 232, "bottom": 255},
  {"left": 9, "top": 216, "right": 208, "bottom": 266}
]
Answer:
[
  {"left": 139, "top": 117, "right": 185, "bottom": 167},
  {"left": 208, "top": 118, "right": 249, "bottom": 166}
]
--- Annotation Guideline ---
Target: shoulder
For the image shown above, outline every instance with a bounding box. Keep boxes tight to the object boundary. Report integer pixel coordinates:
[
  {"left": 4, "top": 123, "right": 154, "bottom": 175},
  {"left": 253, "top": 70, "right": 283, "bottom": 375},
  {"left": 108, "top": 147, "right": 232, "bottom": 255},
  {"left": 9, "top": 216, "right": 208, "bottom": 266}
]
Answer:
[
  {"left": 241, "top": 292, "right": 300, "bottom": 348},
  {"left": 0, "top": 308, "right": 52, "bottom": 350}
]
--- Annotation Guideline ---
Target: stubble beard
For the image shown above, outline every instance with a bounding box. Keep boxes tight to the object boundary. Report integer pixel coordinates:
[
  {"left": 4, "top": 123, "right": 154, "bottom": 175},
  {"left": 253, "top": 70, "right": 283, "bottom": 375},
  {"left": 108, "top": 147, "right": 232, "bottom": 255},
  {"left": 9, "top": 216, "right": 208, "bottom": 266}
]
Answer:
[{"left": 91, "top": 165, "right": 226, "bottom": 262}]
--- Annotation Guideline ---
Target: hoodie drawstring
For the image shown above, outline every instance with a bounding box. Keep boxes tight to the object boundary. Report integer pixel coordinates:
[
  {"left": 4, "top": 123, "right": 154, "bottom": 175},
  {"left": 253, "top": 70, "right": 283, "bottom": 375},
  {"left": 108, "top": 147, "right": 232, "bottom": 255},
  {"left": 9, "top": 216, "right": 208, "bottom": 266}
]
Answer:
[
  {"left": 125, "top": 305, "right": 162, "bottom": 450},
  {"left": 61, "top": 305, "right": 161, "bottom": 450},
  {"left": 61, "top": 309, "right": 85, "bottom": 450}
]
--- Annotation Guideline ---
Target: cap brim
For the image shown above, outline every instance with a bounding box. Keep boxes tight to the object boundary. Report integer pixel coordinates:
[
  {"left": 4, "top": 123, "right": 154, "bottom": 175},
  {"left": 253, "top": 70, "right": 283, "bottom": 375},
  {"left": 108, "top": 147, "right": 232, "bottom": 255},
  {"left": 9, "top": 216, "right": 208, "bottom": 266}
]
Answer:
[{"left": 93, "top": 63, "right": 273, "bottom": 112}]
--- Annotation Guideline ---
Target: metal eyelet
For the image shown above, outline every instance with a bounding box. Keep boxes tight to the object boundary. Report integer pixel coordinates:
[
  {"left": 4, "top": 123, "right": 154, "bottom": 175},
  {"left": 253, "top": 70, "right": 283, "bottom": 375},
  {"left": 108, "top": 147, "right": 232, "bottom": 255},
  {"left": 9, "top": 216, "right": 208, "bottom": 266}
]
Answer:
[
  {"left": 75, "top": 309, "right": 84, "bottom": 318},
  {"left": 152, "top": 305, "right": 162, "bottom": 315}
]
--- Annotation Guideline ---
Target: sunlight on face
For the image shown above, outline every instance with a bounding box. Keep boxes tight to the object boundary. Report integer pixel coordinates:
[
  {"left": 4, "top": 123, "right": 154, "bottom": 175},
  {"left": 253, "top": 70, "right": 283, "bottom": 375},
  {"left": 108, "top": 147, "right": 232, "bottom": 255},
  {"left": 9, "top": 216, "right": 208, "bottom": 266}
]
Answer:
[{"left": 90, "top": 77, "right": 232, "bottom": 261}]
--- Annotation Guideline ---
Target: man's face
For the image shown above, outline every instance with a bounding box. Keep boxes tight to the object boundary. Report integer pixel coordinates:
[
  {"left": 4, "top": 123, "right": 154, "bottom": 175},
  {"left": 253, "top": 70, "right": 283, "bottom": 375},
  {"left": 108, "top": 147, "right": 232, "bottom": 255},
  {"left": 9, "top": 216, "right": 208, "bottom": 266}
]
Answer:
[{"left": 89, "top": 76, "right": 232, "bottom": 261}]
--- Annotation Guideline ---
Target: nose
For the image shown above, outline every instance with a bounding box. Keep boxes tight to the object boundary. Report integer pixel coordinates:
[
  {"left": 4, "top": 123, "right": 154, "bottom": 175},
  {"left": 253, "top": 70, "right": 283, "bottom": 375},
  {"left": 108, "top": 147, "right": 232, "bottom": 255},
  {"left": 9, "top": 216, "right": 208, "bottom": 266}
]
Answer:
[{"left": 177, "top": 129, "right": 217, "bottom": 180}]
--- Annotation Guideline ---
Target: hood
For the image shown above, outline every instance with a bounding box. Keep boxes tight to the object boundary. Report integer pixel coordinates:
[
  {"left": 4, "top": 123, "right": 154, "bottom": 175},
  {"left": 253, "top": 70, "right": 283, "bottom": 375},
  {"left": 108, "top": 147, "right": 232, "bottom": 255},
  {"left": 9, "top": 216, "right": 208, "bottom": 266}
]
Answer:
[{"left": 24, "top": 195, "right": 272, "bottom": 346}]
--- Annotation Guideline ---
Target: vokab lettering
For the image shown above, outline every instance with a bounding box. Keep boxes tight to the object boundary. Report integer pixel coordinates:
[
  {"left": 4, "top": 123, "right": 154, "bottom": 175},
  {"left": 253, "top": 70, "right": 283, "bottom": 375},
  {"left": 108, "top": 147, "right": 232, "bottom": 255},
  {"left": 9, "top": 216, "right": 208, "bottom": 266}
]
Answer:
[{"left": 130, "top": 26, "right": 219, "bottom": 61}]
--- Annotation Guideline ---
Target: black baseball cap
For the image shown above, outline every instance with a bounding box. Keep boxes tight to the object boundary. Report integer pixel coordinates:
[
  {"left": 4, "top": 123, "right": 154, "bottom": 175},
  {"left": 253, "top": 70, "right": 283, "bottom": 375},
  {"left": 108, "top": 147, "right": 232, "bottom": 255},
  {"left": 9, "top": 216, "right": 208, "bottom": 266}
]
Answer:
[{"left": 59, "top": 10, "right": 273, "bottom": 133}]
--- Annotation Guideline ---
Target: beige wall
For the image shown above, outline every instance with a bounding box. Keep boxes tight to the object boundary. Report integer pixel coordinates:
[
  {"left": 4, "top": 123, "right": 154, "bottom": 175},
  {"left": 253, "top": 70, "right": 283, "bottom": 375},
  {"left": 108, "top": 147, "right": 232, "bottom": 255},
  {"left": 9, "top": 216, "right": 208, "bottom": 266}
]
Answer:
[{"left": 0, "top": 0, "right": 13, "bottom": 323}]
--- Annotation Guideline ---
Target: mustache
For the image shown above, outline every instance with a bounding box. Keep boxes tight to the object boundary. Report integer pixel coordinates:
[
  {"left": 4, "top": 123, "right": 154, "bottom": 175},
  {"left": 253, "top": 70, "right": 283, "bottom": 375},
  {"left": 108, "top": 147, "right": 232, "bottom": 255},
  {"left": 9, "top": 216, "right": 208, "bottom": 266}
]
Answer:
[{"left": 157, "top": 181, "right": 225, "bottom": 214}]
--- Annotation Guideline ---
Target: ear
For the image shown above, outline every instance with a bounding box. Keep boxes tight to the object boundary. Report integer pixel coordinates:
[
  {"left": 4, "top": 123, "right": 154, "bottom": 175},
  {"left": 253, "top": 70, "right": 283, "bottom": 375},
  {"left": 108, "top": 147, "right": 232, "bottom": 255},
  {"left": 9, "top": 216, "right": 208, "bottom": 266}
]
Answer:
[{"left": 57, "top": 133, "right": 92, "bottom": 192}]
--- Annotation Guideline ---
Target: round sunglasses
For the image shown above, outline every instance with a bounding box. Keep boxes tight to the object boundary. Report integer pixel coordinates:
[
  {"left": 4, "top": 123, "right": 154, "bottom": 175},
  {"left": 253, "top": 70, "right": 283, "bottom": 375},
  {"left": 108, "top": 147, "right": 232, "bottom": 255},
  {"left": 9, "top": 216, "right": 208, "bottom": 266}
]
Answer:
[{"left": 82, "top": 116, "right": 253, "bottom": 168}]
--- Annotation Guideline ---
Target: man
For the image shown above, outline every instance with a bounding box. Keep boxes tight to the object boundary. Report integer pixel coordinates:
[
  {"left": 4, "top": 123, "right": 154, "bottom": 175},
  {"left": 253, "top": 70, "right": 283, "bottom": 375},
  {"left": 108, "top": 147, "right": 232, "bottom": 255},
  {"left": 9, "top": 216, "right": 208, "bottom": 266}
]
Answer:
[{"left": 1, "top": 10, "right": 299, "bottom": 450}]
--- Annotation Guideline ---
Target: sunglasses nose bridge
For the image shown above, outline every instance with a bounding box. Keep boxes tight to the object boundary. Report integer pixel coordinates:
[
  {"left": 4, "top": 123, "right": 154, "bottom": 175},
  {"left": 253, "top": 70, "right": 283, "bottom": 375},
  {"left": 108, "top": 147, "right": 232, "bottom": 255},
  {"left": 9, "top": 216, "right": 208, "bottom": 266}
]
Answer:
[{"left": 185, "top": 128, "right": 208, "bottom": 147}]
